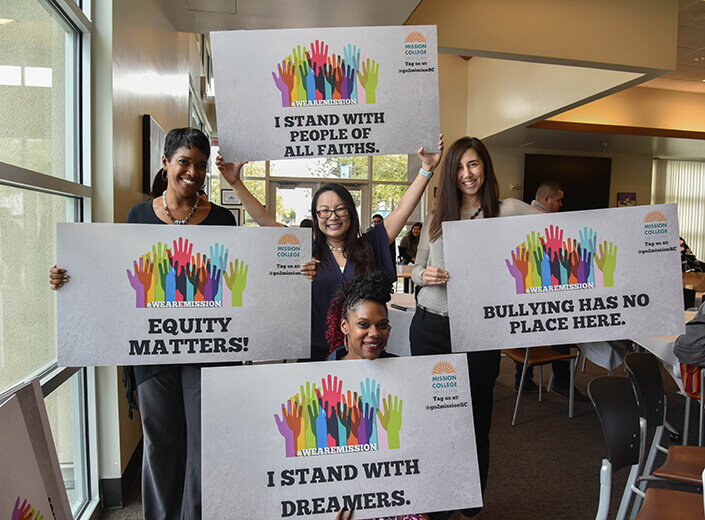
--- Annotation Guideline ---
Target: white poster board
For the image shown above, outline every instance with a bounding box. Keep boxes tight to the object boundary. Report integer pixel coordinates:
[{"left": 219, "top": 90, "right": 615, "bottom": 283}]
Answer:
[
  {"left": 0, "top": 379, "right": 72, "bottom": 520},
  {"left": 202, "top": 355, "right": 481, "bottom": 518},
  {"left": 212, "top": 25, "right": 440, "bottom": 161},
  {"left": 444, "top": 204, "right": 684, "bottom": 351},
  {"left": 57, "top": 224, "right": 311, "bottom": 366}
]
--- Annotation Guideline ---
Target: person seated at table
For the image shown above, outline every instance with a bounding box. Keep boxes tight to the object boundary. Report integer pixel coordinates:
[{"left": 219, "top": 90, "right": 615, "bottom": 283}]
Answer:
[
  {"left": 681, "top": 236, "right": 703, "bottom": 309},
  {"left": 326, "top": 271, "right": 430, "bottom": 520},
  {"left": 398, "top": 222, "right": 422, "bottom": 264}
]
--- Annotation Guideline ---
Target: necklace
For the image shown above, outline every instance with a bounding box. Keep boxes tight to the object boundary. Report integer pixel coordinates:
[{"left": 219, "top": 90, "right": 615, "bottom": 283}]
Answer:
[
  {"left": 467, "top": 207, "right": 482, "bottom": 220},
  {"left": 329, "top": 245, "right": 344, "bottom": 252},
  {"left": 163, "top": 194, "right": 199, "bottom": 225}
]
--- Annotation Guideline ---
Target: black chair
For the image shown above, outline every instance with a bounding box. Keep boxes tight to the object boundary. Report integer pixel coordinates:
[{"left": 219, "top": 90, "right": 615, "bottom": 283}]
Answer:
[
  {"left": 588, "top": 376, "right": 705, "bottom": 520},
  {"left": 624, "top": 352, "right": 705, "bottom": 517}
]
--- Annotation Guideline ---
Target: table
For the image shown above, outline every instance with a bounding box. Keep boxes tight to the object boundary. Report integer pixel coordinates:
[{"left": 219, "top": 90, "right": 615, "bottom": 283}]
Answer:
[{"left": 396, "top": 264, "right": 414, "bottom": 293}]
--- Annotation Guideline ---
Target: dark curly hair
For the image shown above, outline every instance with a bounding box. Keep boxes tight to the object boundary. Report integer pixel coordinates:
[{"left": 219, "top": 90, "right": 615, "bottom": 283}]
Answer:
[{"left": 325, "top": 271, "right": 394, "bottom": 355}]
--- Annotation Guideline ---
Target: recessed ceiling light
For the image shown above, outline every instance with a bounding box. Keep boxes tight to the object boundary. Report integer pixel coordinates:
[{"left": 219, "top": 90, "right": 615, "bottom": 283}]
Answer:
[
  {"left": 0, "top": 19, "right": 15, "bottom": 25},
  {"left": 696, "top": 56, "right": 705, "bottom": 61}
]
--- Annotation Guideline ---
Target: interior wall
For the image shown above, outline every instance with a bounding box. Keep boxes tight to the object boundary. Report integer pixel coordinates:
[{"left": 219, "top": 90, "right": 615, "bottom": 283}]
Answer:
[
  {"left": 489, "top": 145, "right": 653, "bottom": 209},
  {"left": 111, "top": 0, "right": 205, "bottom": 473}
]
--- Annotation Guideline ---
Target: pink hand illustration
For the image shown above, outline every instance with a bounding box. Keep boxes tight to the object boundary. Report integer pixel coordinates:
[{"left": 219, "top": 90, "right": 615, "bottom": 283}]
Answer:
[
  {"left": 171, "top": 237, "right": 193, "bottom": 271},
  {"left": 544, "top": 225, "right": 563, "bottom": 255},
  {"left": 309, "top": 39, "right": 329, "bottom": 73},
  {"left": 317, "top": 374, "right": 343, "bottom": 411}
]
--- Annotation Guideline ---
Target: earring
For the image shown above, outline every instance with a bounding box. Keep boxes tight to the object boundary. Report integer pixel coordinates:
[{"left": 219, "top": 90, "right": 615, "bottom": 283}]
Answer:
[
  {"left": 160, "top": 168, "right": 167, "bottom": 181},
  {"left": 343, "top": 335, "right": 349, "bottom": 352}
]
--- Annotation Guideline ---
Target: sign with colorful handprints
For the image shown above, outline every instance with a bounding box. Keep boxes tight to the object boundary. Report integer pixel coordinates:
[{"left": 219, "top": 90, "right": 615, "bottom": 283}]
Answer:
[
  {"left": 443, "top": 204, "right": 684, "bottom": 351},
  {"left": 211, "top": 25, "right": 440, "bottom": 161},
  {"left": 1, "top": 380, "right": 72, "bottom": 520},
  {"left": 56, "top": 224, "right": 311, "bottom": 366},
  {"left": 202, "top": 355, "right": 481, "bottom": 518}
]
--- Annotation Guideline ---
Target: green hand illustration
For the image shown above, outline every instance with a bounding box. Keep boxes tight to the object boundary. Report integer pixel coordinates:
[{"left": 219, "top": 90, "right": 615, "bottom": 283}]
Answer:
[
  {"left": 595, "top": 240, "right": 617, "bottom": 287},
  {"left": 224, "top": 258, "right": 248, "bottom": 307},
  {"left": 297, "top": 382, "right": 318, "bottom": 449},
  {"left": 377, "top": 394, "right": 402, "bottom": 449},
  {"left": 525, "top": 232, "right": 543, "bottom": 287},
  {"left": 357, "top": 58, "right": 379, "bottom": 104}
]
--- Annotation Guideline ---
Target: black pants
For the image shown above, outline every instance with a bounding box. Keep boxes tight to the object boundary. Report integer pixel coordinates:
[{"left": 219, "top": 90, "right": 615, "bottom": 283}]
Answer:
[{"left": 410, "top": 307, "right": 500, "bottom": 519}]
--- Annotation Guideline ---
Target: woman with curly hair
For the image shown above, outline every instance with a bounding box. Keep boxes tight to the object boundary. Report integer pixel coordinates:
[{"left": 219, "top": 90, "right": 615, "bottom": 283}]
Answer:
[{"left": 327, "top": 271, "right": 430, "bottom": 520}]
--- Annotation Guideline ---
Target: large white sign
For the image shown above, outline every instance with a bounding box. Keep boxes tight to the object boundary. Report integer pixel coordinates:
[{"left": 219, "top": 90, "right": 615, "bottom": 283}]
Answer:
[
  {"left": 57, "top": 224, "right": 311, "bottom": 366},
  {"left": 0, "top": 380, "right": 72, "bottom": 520},
  {"left": 212, "top": 25, "right": 440, "bottom": 161},
  {"left": 202, "top": 355, "right": 481, "bottom": 519},
  {"left": 444, "top": 204, "right": 684, "bottom": 351}
]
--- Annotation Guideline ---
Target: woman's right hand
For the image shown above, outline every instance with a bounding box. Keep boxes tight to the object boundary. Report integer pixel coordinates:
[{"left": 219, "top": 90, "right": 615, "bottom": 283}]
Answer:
[
  {"left": 421, "top": 265, "right": 449, "bottom": 285},
  {"left": 215, "top": 151, "right": 248, "bottom": 186},
  {"left": 49, "top": 264, "right": 69, "bottom": 290},
  {"left": 335, "top": 508, "right": 353, "bottom": 520}
]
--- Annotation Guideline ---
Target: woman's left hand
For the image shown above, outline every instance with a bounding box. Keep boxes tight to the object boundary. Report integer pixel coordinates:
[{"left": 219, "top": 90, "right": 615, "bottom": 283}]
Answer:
[
  {"left": 301, "top": 258, "right": 320, "bottom": 281},
  {"left": 417, "top": 133, "right": 444, "bottom": 172}
]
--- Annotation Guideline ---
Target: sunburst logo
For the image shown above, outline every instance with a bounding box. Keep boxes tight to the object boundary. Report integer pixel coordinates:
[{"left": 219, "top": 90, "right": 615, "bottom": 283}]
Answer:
[
  {"left": 432, "top": 361, "right": 456, "bottom": 374},
  {"left": 405, "top": 31, "right": 426, "bottom": 43},
  {"left": 278, "top": 233, "right": 300, "bottom": 245},
  {"left": 644, "top": 211, "right": 667, "bottom": 223}
]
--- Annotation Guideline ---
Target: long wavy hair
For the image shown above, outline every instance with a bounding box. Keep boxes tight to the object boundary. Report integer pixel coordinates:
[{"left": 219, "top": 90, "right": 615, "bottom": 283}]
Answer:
[
  {"left": 428, "top": 137, "right": 499, "bottom": 241},
  {"left": 311, "top": 183, "right": 374, "bottom": 273}
]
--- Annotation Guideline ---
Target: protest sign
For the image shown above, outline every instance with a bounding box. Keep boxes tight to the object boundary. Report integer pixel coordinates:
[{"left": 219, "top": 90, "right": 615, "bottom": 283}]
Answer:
[
  {"left": 202, "top": 354, "right": 481, "bottom": 518},
  {"left": 0, "top": 379, "right": 72, "bottom": 520},
  {"left": 211, "top": 25, "right": 440, "bottom": 161},
  {"left": 57, "top": 224, "right": 311, "bottom": 366},
  {"left": 444, "top": 204, "right": 684, "bottom": 351}
]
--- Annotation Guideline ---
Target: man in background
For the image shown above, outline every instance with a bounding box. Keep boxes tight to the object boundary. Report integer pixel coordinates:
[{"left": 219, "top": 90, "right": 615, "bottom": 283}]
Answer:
[
  {"left": 531, "top": 180, "right": 564, "bottom": 214},
  {"left": 369, "top": 213, "right": 396, "bottom": 264}
]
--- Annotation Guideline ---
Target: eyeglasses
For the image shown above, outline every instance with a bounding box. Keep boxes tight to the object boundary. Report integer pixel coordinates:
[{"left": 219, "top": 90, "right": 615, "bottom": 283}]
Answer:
[{"left": 316, "top": 207, "right": 350, "bottom": 219}]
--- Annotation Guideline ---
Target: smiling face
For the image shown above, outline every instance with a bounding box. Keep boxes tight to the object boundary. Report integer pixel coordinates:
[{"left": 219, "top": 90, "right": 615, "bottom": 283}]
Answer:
[
  {"left": 456, "top": 147, "right": 485, "bottom": 206},
  {"left": 411, "top": 224, "right": 421, "bottom": 237},
  {"left": 340, "top": 300, "right": 390, "bottom": 360},
  {"left": 315, "top": 190, "right": 351, "bottom": 241},
  {"left": 163, "top": 145, "right": 207, "bottom": 201}
]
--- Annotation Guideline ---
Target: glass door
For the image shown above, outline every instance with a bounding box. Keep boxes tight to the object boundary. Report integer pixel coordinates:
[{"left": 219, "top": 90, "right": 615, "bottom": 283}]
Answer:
[{"left": 274, "top": 181, "right": 317, "bottom": 226}]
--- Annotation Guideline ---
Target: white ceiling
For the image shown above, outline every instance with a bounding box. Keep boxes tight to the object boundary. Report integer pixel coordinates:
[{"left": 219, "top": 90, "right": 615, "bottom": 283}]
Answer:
[{"left": 166, "top": 0, "right": 422, "bottom": 32}]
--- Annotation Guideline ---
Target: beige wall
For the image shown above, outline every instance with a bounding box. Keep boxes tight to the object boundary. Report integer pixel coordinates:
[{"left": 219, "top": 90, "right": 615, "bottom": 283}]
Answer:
[
  {"left": 489, "top": 145, "right": 654, "bottom": 208},
  {"left": 408, "top": 0, "right": 677, "bottom": 71}
]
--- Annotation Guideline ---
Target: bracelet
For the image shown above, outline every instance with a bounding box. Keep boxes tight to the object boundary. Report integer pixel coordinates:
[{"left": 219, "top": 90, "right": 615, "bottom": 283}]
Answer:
[{"left": 419, "top": 167, "right": 433, "bottom": 179}]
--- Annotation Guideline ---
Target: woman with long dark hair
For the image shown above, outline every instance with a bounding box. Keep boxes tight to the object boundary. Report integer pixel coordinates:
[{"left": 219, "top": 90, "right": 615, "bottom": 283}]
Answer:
[
  {"left": 216, "top": 137, "right": 442, "bottom": 360},
  {"left": 398, "top": 222, "right": 422, "bottom": 264},
  {"left": 51, "top": 128, "right": 236, "bottom": 520},
  {"left": 410, "top": 137, "right": 539, "bottom": 520}
]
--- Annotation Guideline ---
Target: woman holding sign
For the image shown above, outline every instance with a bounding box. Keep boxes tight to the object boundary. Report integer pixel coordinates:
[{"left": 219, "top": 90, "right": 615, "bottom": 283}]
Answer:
[
  {"left": 216, "top": 136, "right": 443, "bottom": 361},
  {"left": 327, "top": 271, "right": 430, "bottom": 520},
  {"left": 50, "top": 128, "right": 239, "bottom": 520},
  {"left": 410, "top": 137, "right": 539, "bottom": 519}
]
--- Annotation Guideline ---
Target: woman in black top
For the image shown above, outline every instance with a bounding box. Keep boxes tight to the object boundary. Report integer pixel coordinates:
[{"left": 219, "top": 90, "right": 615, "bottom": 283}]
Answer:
[{"left": 51, "top": 128, "right": 235, "bottom": 520}]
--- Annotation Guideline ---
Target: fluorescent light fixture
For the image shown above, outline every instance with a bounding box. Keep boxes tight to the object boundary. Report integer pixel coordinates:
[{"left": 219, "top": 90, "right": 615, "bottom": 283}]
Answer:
[
  {"left": 0, "top": 19, "right": 15, "bottom": 25},
  {"left": 24, "top": 66, "right": 52, "bottom": 87},
  {"left": 0, "top": 65, "right": 21, "bottom": 85}
]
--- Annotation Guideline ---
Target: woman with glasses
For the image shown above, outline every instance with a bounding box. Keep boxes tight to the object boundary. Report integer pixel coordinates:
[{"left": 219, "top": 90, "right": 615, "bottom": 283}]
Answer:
[{"left": 216, "top": 136, "right": 442, "bottom": 360}]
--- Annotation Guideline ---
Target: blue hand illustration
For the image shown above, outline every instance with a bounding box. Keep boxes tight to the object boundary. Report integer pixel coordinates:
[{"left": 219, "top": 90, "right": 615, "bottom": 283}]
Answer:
[
  {"left": 360, "top": 378, "right": 380, "bottom": 445},
  {"left": 579, "top": 227, "right": 597, "bottom": 285},
  {"left": 533, "top": 244, "right": 552, "bottom": 287},
  {"left": 343, "top": 44, "right": 360, "bottom": 101},
  {"left": 309, "top": 398, "right": 328, "bottom": 449}
]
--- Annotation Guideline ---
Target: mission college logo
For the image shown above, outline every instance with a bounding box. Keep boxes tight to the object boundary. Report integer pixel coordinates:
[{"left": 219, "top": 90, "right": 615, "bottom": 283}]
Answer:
[
  {"left": 404, "top": 31, "right": 427, "bottom": 57},
  {"left": 126, "top": 238, "right": 249, "bottom": 309},
  {"left": 274, "top": 375, "right": 403, "bottom": 458},
  {"left": 277, "top": 233, "right": 301, "bottom": 258},
  {"left": 271, "top": 40, "right": 379, "bottom": 108},
  {"left": 505, "top": 225, "right": 618, "bottom": 295},
  {"left": 431, "top": 361, "right": 457, "bottom": 394},
  {"left": 643, "top": 210, "right": 668, "bottom": 237}
]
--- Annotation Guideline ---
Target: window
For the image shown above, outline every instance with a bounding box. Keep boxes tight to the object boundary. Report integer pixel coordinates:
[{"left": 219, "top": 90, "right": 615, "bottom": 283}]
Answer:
[{"left": 0, "top": 0, "right": 94, "bottom": 518}]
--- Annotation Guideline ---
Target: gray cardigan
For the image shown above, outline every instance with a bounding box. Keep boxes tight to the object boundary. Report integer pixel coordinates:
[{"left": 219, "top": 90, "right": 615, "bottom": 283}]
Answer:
[{"left": 411, "top": 198, "right": 541, "bottom": 316}]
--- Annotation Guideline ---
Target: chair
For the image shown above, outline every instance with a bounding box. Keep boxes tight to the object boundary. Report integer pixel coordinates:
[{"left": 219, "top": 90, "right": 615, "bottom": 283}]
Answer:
[
  {"left": 624, "top": 352, "right": 705, "bottom": 517},
  {"left": 588, "top": 376, "right": 705, "bottom": 520},
  {"left": 504, "top": 346, "right": 577, "bottom": 426}
]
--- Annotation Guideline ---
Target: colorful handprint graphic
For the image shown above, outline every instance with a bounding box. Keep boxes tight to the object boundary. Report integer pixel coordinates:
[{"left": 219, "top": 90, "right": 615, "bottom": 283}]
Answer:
[
  {"left": 275, "top": 375, "right": 402, "bottom": 457},
  {"left": 505, "top": 226, "right": 617, "bottom": 294},
  {"left": 126, "top": 239, "right": 249, "bottom": 308},
  {"left": 272, "top": 40, "right": 379, "bottom": 107}
]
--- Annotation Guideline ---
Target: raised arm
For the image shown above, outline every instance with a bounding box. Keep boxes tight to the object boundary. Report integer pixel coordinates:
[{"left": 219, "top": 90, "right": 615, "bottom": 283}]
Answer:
[
  {"left": 215, "top": 153, "right": 283, "bottom": 227},
  {"left": 382, "top": 135, "right": 443, "bottom": 244}
]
